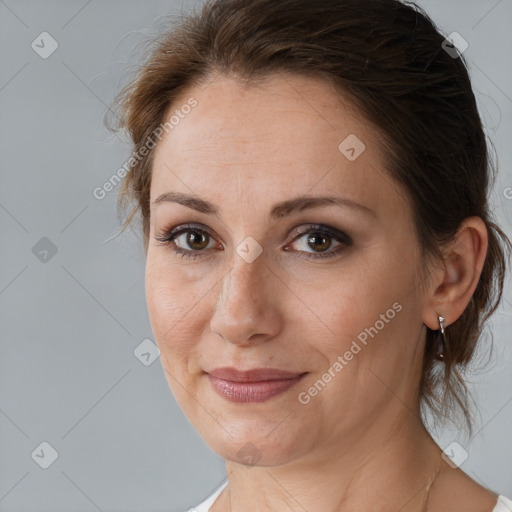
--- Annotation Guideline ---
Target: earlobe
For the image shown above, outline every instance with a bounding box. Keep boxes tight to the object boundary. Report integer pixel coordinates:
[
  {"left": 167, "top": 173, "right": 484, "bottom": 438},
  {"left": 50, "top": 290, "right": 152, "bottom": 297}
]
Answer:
[{"left": 422, "top": 216, "right": 488, "bottom": 331}]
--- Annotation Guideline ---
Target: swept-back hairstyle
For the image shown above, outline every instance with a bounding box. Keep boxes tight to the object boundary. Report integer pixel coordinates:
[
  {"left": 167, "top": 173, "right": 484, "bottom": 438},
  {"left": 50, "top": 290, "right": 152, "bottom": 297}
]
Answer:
[{"left": 106, "top": 0, "right": 511, "bottom": 437}]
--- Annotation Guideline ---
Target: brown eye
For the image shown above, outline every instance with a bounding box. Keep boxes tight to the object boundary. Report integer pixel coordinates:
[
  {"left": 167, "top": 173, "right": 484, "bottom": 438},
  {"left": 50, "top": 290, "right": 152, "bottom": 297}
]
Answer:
[
  {"left": 291, "top": 231, "right": 341, "bottom": 255},
  {"left": 286, "top": 224, "right": 353, "bottom": 260},
  {"left": 154, "top": 223, "right": 220, "bottom": 259},
  {"left": 184, "top": 230, "right": 210, "bottom": 250},
  {"left": 305, "top": 233, "right": 333, "bottom": 252}
]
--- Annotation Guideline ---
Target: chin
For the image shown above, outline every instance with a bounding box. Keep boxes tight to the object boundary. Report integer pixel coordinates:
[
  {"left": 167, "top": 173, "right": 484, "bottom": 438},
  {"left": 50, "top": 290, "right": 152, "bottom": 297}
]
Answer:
[{"left": 196, "top": 416, "right": 309, "bottom": 468}]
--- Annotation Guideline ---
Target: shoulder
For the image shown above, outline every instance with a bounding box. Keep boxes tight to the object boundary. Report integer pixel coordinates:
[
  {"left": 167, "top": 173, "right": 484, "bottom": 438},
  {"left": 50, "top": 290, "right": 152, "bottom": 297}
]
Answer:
[
  {"left": 429, "top": 466, "right": 508, "bottom": 512},
  {"left": 492, "top": 495, "right": 512, "bottom": 512},
  {"left": 184, "top": 481, "right": 228, "bottom": 512}
]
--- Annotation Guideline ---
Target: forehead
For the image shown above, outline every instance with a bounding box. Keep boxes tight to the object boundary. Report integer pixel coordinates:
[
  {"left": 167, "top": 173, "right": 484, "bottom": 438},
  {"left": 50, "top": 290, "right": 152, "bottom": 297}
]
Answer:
[
  {"left": 155, "top": 73, "right": 363, "bottom": 160},
  {"left": 150, "top": 73, "right": 407, "bottom": 220}
]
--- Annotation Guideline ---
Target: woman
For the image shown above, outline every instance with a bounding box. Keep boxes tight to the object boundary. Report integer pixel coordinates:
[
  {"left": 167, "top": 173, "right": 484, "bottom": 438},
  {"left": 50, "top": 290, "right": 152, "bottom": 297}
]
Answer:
[{"left": 107, "top": 0, "right": 512, "bottom": 510}]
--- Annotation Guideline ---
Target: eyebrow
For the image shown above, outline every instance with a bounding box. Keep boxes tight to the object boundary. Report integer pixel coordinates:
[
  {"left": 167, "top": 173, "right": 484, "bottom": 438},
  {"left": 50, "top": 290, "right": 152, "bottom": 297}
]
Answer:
[{"left": 153, "top": 191, "right": 376, "bottom": 220}]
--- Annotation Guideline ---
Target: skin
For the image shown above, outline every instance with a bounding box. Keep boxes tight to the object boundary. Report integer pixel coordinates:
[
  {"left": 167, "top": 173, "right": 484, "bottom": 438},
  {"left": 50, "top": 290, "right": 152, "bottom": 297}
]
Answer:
[{"left": 145, "top": 72, "right": 493, "bottom": 511}]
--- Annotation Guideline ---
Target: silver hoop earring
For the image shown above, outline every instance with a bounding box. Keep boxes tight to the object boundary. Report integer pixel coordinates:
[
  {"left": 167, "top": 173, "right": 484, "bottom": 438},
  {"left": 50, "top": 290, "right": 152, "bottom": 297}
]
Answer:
[{"left": 435, "top": 315, "right": 446, "bottom": 361}]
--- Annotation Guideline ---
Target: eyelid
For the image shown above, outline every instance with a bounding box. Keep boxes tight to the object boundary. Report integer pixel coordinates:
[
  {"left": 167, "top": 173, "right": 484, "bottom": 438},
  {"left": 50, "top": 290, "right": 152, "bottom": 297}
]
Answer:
[
  {"left": 288, "top": 223, "right": 353, "bottom": 246},
  {"left": 166, "top": 222, "right": 216, "bottom": 240}
]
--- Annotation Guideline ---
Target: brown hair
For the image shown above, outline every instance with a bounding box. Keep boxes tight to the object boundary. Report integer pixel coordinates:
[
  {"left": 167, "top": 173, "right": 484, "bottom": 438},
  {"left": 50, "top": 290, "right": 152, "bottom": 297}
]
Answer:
[{"left": 106, "top": 0, "right": 511, "bottom": 437}]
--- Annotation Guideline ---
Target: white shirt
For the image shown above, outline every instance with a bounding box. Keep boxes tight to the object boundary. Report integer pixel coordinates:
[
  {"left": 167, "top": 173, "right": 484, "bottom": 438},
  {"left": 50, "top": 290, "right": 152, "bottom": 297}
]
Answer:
[{"left": 187, "top": 481, "right": 512, "bottom": 512}]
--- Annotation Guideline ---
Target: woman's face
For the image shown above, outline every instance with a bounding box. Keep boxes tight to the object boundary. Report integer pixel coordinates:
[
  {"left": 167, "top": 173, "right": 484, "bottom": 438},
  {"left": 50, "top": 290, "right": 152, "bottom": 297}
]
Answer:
[{"left": 146, "top": 72, "right": 432, "bottom": 466}]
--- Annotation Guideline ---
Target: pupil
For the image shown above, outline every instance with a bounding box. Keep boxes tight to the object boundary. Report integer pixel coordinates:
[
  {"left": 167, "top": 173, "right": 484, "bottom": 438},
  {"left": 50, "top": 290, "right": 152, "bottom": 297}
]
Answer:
[
  {"left": 188, "top": 231, "right": 208, "bottom": 250},
  {"left": 308, "top": 233, "right": 330, "bottom": 252}
]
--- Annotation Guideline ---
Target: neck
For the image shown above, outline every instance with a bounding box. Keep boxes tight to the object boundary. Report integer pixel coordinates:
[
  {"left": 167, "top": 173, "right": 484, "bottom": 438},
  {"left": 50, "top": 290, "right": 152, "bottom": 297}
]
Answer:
[{"left": 218, "top": 410, "right": 445, "bottom": 512}]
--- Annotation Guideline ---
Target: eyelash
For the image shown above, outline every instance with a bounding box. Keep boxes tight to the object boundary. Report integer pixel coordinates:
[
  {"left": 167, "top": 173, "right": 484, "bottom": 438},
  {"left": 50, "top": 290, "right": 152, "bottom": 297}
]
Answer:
[{"left": 153, "top": 222, "right": 353, "bottom": 260}]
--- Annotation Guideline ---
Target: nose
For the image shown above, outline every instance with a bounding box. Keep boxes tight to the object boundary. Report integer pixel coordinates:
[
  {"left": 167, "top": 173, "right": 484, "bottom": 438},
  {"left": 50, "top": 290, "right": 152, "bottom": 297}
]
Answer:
[{"left": 209, "top": 252, "right": 282, "bottom": 346}]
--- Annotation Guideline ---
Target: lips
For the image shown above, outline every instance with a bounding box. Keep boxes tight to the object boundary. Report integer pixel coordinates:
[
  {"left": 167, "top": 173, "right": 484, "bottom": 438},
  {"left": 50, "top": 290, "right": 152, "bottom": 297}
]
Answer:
[
  {"left": 206, "top": 367, "right": 308, "bottom": 403},
  {"left": 207, "top": 367, "right": 305, "bottom": 382}
]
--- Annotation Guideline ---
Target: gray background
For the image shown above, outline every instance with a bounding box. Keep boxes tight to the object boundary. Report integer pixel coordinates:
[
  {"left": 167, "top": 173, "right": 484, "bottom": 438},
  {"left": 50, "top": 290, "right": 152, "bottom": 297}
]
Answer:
[{"left": 0, "top": 0, "right": 511, "bottom": 511}]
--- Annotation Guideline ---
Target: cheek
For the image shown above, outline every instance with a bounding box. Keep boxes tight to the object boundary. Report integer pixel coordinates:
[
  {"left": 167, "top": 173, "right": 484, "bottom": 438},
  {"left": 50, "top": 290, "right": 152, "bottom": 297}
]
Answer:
[
  {"left": 300, "top": 254, "right": 416, "bottom": 395},
  {"left": 145, "top": 261, "right": 207, "bottom": 412},
  {"left": 311, "top": 267, "right": 421, "bottom": 409},
  {"left": 302, "top": 262, "right": 401, "bottom": 346},
  {"left": 145, "top": 259, "right": 204, "bottom": 360}
]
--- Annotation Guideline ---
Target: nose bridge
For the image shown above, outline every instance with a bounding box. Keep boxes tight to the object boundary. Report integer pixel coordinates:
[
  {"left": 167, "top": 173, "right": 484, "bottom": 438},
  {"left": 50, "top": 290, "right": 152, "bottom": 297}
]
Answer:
[
  {"left": 219, "top": 252, "right": 264, "bottom": 314},
  {"left": 210, "top": 249, "right": 279, "bottom": 344}
]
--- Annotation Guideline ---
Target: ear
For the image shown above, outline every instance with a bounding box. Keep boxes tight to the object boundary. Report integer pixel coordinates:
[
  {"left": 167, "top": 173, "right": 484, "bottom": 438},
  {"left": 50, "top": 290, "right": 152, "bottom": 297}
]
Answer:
[{"left": 422, "top": 216, "right": 489, "bottom": 330}]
